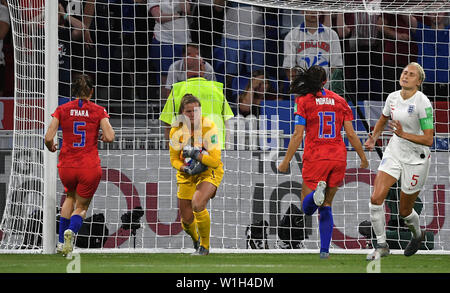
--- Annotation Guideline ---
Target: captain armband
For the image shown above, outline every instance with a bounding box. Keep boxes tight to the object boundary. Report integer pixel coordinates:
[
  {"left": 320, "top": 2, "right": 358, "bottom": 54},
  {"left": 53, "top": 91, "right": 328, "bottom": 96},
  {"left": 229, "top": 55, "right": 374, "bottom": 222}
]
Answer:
[
  {"left": 295, "top": 115, "right": 306, "bottom": 126},
  {"left": 419, "top": 107, "right": 434, "bottom": 130}
]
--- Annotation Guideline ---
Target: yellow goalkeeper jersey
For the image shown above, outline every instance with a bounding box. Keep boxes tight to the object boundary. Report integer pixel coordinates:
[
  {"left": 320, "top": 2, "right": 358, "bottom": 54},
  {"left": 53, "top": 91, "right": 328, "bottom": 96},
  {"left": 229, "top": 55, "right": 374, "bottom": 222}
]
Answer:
[{"left": 169, "top": 116, "right": 223, "bottom": 173}]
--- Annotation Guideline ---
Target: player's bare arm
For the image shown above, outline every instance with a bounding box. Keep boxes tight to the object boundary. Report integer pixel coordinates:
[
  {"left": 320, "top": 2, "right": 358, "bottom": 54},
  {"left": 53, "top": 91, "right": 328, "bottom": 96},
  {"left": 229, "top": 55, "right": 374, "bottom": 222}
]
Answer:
[
  {"left": 278, "top": 124, "right": 304, "bottom": 173},
  {"left": 44, "top": 117, "right": 59, "bottom": 152},
  {"left": 100, "top": 118, "right": 115, "bottom": 143},
  {"left": 389, "top": 120, "right": 434, "bottom": 147},
  {"left": 364, "top": 114, "right": 389, "bottom": 151},
  {"left": 343, "top": 120, "right": 368, "bottom": 168}
]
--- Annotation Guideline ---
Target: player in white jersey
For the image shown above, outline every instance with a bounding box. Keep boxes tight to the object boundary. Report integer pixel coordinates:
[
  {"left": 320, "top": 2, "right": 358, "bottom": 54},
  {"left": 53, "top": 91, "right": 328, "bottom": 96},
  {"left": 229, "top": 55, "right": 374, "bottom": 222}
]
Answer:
[
  {"left": 364, "top": 63, "right": 434, "bottom": 260},
  {"left": 282, "top": 10, "right": 343, "bottom": 88}
]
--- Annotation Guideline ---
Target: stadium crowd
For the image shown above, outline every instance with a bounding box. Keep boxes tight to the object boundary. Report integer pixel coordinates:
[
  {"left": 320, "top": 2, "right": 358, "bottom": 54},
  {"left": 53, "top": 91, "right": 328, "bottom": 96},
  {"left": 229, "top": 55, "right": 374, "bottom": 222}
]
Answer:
[{"left": 0, "top": 1, "right": 449, "bottom": 115}]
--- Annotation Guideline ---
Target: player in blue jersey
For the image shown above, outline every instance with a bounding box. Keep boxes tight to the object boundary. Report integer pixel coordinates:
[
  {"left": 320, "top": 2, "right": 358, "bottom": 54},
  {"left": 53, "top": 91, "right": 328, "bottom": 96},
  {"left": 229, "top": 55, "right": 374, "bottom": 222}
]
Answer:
[{"left": 278, "top": 66, "right": 368, "bottom": 258}]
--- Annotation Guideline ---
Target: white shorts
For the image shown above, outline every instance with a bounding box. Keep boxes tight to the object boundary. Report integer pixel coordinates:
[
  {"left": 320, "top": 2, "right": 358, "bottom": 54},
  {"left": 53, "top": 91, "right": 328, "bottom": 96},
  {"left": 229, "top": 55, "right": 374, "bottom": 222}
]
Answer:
[{"left": 378, "top": 154, "right": 430, "bottom": 194}]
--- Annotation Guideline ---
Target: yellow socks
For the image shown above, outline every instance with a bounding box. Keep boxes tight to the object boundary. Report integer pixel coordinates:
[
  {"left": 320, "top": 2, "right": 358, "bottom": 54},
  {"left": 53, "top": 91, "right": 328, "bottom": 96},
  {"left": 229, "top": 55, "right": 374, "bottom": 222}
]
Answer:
[
  {"left": 181, "top": 219, "right": 199, "bottom": 243},
  {"left": 193, "top": 209, "right": 210, "bottom": 250}
]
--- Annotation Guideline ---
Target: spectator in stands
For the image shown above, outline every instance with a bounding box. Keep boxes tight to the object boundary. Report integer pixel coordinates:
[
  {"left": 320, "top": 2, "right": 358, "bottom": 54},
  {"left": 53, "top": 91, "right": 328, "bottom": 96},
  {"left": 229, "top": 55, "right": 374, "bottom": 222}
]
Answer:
[
  {"left": 336, "top": 9, "right": 383, "bottom": 100},
  {"left": 163, "top": 43, "right": 216, "bottom": 100},
  {"left": 278, "top": 10, "right": 332, "bottom": 98},
  {"left": 160, "top": 54, "right": 234, "bottom": 149},
  {"left": 148, "top": 0, "right": 192, "bottom": 97},
  {"left": 58, "top": 0, "right": 95, "bottom": 75},
  {"left": 59, "top": 0, "right": 94, "bottom": 48},
  {"left": 0, "top": 0, "right": 10, "bottom": 97},
  {"left": 380, "top": 13, "right": 417, "bottom": 95},
  {"left": 282, "top": 10, "right": 344, "bottom": 95},
  {"left": 58, "top": 2, "right": 88, "bottom": 99},
  {"left": 280, "top": 9, "right": 331, "bottom": 40},
  {"left": 236, "top": 70, "right": 277, "bottom": 118},
  {"left": 58, "top": 0, "right": 104, "bottom": 102},
  {"left": 216, "top": 1, "right": 265, "bottom": 94},
  {"left": 410, "top": 12, "right": 450, "bottom": 101},
  {"left": 190, "top": 0, "right": 224, "bottom": 62},
  {"left": 108, "top": 0, "right": 147, "bottom": 100}
]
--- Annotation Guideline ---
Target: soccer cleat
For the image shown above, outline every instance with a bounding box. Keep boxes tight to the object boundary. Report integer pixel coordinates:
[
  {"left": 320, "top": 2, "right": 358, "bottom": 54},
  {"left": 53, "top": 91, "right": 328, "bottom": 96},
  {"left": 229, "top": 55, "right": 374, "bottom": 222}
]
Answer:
[
  {"left": 191, "top": 246, "right": 209, "bottom": 256},
  {"left": 366, "top": 242, "right": 390, "bottom": 261},
  {"left": 404, "top": 230, "right": 425, "bottom": 257},
  {"left": 193, "top": 239, "right": 200, "bottom": 251},
  {"left": 56, "top": 242, "right": 64, "bottom": 254},
  {"left": 314, "top": 181, "right": 327, "bottom": 206},
  {"left": 319, "top": 252, "right": 330, "bottom": 259},
  {"left": 62, "top": 229, "right": 75, "bottom": 257}
]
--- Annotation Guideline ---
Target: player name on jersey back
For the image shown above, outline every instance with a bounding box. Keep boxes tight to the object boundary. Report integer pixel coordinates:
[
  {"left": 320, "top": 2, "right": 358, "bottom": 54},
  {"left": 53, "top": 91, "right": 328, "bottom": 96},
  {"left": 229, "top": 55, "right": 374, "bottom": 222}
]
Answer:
[
  {"left": 70, "top": 109, "right": 89, "bottom": 117},
  {"left": 315, "top": 97, "right": 335, "bottom": 106}
]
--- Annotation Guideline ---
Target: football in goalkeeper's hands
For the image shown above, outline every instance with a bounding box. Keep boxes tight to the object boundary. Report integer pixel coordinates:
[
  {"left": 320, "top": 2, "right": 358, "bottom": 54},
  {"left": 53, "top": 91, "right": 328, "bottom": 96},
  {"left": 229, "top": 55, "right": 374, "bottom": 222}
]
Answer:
[{"left": 183, "top": 150, "right": 208, "bottom": 175}]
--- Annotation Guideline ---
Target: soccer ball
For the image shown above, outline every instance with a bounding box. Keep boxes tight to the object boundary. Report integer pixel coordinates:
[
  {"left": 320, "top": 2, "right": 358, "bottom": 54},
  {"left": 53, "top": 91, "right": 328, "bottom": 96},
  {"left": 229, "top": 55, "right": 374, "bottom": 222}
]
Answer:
[
  {"left": 184, "top": 157, "right": 195, "bottom": 167},
  {"left": 184, "top": 149, "right": 208, "bottom": 167},
  {"left": 183, "top": 149, "right": 208, "bottom": 174}
]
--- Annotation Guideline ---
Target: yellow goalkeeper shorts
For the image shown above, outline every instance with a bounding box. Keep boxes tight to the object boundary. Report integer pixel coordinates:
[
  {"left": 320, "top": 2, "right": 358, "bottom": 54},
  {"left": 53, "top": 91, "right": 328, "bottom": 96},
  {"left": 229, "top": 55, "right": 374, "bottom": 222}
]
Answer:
[{"left": 176, "top": 166, "right": 224, "bottom": 200}]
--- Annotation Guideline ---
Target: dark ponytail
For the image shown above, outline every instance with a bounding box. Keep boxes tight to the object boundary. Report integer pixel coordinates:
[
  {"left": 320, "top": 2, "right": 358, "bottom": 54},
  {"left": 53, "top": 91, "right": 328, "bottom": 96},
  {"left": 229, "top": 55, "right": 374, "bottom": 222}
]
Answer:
[
  {"left": 289, "top": 65, "right": 327, "bottom": 97},
  {"left": 72, "top": 74, "right": 94, "bottom": 99}
]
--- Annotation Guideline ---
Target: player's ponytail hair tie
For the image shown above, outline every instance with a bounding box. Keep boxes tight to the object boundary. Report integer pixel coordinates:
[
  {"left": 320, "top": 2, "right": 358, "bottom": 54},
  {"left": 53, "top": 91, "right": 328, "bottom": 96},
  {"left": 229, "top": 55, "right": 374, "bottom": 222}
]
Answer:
[
  {"left": 72, "top": 74, "right": 94, "bottom": 100},
  {"left": 289, "top": 65, "right": 327, "bottom": 97}
]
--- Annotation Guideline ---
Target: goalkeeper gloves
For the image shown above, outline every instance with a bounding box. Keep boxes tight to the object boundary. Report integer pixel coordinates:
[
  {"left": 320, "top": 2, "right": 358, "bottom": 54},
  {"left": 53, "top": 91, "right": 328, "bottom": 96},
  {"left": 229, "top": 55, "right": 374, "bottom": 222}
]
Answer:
[
  {"left": 182, "top": 160, "right": 208, "bottom": 175},
  {"left": 182, "top": 146, "right": 202, "bottom": 161}
]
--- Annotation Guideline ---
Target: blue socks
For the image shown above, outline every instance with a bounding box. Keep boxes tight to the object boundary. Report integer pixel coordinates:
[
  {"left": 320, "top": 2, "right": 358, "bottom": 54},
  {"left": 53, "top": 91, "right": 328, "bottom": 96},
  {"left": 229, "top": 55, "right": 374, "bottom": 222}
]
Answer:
[
  {"left": 302, "top": 190, "right": 319, "bottom": 215},
  {"left": 301, "top": 192, "right": 334, "bottom": 254},
  {"left": 59, "top": 217, "right": 70, "bottom": 243},
  {"left": 68, "top": 214, "right": 84, "bottom": 234},
  {"left": 319, "top": 206, "right": 333, "bottom": 253}
]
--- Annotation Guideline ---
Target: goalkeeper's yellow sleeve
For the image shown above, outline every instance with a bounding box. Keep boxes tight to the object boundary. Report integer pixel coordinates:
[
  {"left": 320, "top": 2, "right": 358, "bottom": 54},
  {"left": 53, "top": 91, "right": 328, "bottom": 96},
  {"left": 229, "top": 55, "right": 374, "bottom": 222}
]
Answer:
[
  {"left": 200, "top": 148, "right": 221, "bottom": 169},
  {"left": 199, "top": 119, "right": 222, "bottom": 169},
  {"left": 169, "top": 127, "right": 184, "bottom": 171}
]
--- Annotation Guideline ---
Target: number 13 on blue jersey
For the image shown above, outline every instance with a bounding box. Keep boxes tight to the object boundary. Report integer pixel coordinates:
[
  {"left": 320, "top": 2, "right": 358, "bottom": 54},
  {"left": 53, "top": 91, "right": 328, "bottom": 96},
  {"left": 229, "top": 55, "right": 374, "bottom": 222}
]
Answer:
[
  {"left": 318, "top": 111, "right": 336, "bottom": 139},
  {"left": 73, "top": 121, "right": 86, "bottom": 147}
]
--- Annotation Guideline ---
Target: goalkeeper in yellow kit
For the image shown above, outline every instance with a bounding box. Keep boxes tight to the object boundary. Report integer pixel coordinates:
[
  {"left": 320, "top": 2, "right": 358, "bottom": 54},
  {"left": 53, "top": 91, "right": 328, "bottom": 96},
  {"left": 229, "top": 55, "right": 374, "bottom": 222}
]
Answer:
[{"left": 169, "top": 94, "right": 224, "bottom": 255}]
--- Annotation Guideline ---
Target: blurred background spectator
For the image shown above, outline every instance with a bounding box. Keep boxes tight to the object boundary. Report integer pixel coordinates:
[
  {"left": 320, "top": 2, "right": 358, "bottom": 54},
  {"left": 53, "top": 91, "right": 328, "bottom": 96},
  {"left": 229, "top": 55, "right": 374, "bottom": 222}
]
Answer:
[
  {"left": 282, "top": 10, "right": 343, "bottom": 95},
  {"left": 148, "top": 0, "right": 192, "bottom": 102},
  {"left": 336, "top": 9, "right": 383, "bottom": 101},
  {"left": 380, "top": 13, "right": 417, "bottom": 95},
  {"left": 0, "top": 0, "right": 10, "bottom": 97},
  {"left": 411, "top": 12, "right": 450, "bottom": 101},
  {"left": 189, "top": 0, "right": 224, "bottom": 62},
  {"left": 236, "top": 70, "right": 277, "bottom": 118},
  {"left": 163, "top": 43, "right": 216, "bottom": 100},
  {"left": 216, "top": 1, "right": 265, "bottom": 102}
]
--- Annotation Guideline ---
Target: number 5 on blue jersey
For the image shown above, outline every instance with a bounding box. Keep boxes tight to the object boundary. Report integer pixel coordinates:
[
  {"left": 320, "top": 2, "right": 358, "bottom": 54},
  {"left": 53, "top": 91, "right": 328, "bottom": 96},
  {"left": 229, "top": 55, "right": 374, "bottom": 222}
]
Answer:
[{"left": 73, "top": 121, "right": 86, "bottom": 147}]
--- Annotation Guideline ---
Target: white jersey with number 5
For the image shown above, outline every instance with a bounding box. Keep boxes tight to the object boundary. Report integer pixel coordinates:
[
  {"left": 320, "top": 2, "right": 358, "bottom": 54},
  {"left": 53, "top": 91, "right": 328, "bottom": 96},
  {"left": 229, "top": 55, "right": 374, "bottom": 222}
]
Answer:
[{"left": 382, "top": 90, "right": 433, "bottom": 165}]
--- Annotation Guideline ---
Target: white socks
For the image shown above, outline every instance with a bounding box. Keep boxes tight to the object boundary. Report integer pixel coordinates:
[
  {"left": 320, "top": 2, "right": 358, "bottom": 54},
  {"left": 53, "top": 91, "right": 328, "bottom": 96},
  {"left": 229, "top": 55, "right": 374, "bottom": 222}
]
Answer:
[
  {"left": 369, "top": 203, "right": 386, "bottom": 244},
  {"left": 370, "top": 202, "right": 422, "bottom": 243},
  {"left": 403, "top": 209, "right": 421, "bottom": 239}
]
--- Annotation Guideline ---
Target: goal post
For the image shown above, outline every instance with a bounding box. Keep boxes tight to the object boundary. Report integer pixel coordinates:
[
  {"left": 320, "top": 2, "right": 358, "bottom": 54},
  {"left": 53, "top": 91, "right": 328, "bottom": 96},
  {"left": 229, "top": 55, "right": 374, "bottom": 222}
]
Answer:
[
  {"left": 43, "top": 1, "right": 59, "bottom": 254},
  {"left": 1, "top": 0, "right": 449, "bottom": 255},
  {"left": 0, "top": 0, "right": 58, "bottom": 253}
]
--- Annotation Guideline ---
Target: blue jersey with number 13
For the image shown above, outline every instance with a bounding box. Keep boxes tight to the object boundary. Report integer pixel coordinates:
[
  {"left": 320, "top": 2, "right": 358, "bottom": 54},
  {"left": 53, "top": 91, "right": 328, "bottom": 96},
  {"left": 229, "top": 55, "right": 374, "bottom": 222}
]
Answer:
[{"left": 294, "top": 89, "right": 354, "bottom": 162}]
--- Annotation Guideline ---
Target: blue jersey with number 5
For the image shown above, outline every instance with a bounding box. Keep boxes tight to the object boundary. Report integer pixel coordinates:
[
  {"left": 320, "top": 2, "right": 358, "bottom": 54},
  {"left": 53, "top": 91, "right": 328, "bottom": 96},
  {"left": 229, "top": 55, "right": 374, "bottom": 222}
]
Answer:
[
  {"left": 294, "top": 89, "right": 353, "bottom": 162},
  {"left": 52, "top": 99, "right": 109, "bottom": 168}
]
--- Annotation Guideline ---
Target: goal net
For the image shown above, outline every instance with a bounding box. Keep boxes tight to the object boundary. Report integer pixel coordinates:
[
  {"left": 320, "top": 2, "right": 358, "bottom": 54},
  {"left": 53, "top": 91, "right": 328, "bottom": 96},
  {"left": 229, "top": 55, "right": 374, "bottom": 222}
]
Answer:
[{"left": 1, "top": 0, "right": 449, "bottom": 254}]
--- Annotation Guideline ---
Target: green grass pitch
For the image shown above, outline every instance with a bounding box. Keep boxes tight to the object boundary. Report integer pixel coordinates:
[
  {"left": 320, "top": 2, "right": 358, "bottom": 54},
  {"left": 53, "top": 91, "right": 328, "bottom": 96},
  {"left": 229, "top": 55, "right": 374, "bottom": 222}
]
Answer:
[{"left": 0, "top": 253, "right": 449, "bottom": 273}]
